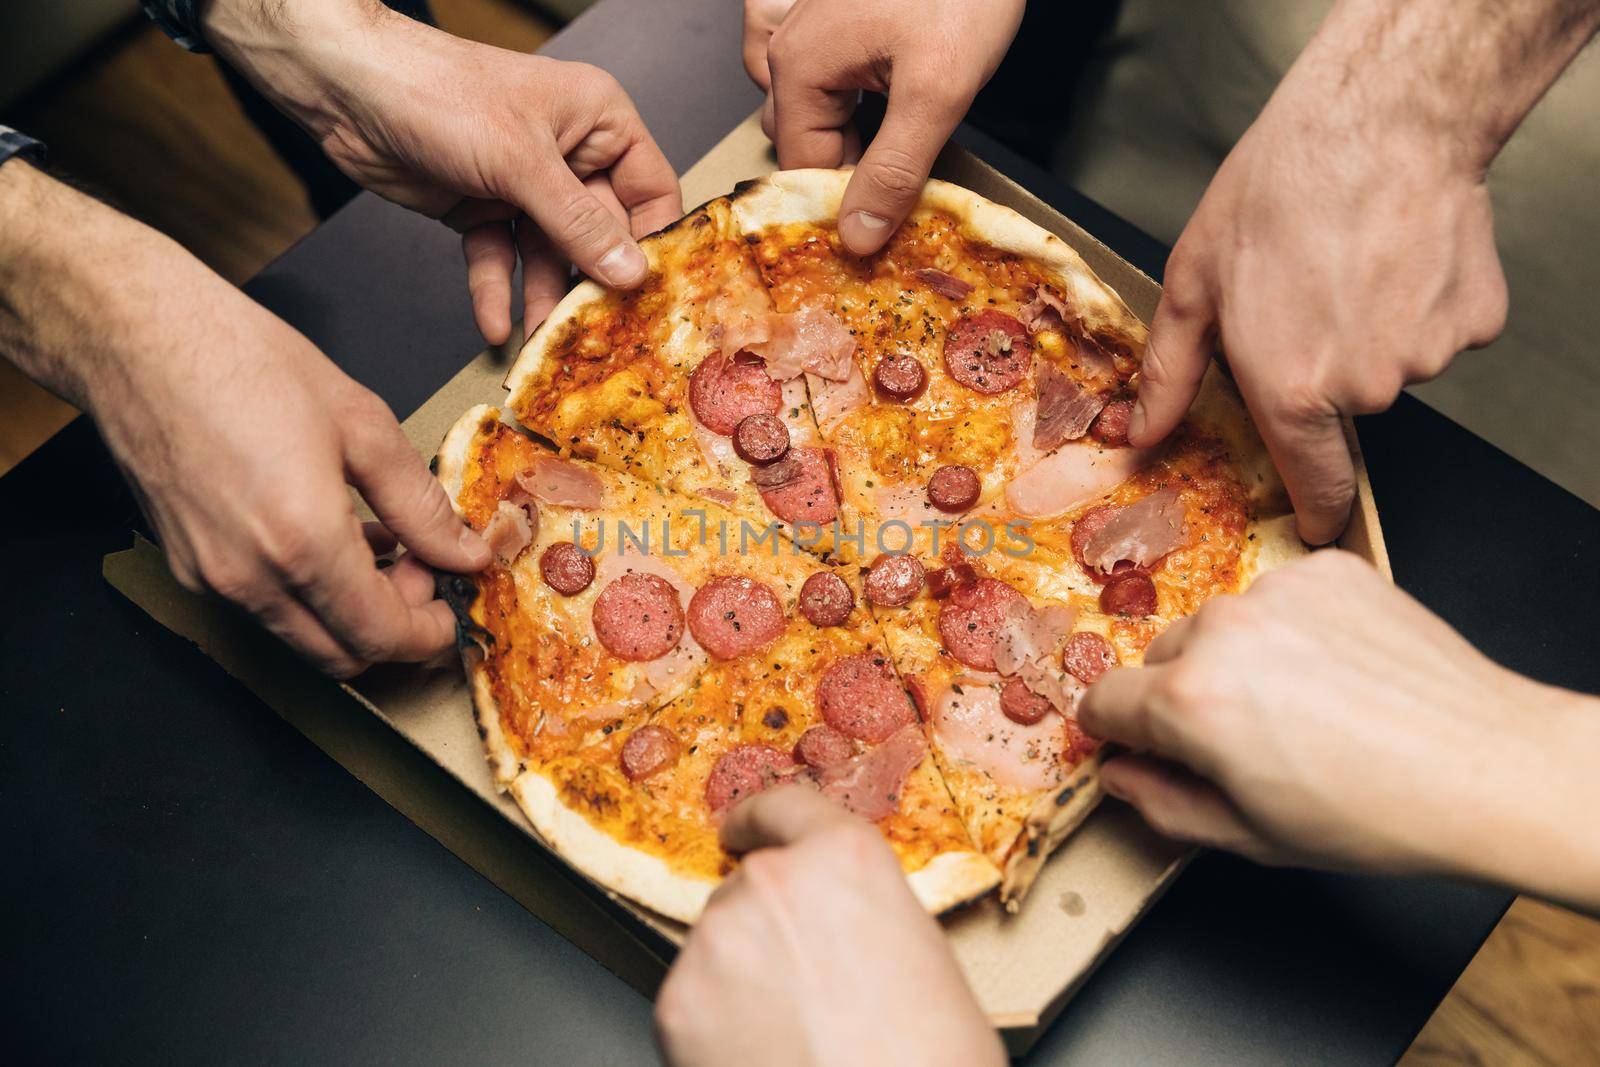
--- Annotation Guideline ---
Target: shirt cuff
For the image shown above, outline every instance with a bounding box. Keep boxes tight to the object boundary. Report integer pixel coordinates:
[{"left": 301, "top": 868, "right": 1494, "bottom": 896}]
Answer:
[
  {"left": 141, "top": 0, "right": 211, "bottom": 53},
  {"left": 0, "top": 127, "right": 47, "bottom": 169}
]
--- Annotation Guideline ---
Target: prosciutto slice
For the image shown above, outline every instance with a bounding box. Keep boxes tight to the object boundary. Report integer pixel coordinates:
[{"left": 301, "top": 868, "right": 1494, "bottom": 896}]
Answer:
[
  {"left": 1018, "top": 286, "right": 1071, "bottom": 334},
  {"left": 802, "top": 724, "right": 929, "bottom": 822},
  {"left": 992, "top": 601, "right": 1084, "bottom": 715},
  {"left": 483, "top": 500, "right": 536, "bottom": 567},
  {"left": 806, "top": 363, "right": 869, "bottom": 436},
  {"left": 1005, "top": 441, "right": 1157, "bottom": 519},
  {"left": 1033, "top": 360, "right": 1108, "bottom": 451},
  {"left": 1079, "top": 486, "right": 1189, "bottom": 574},
  {"left": 931, "top": 684, "right": 1069, "bottom": 792},
  {"left": 914, "top": 267, "right": 974, "bottom": 300},
  {"left": 515, "top": 457, "right": 605, "bottom": 510},
  {"left": 750, "top": 308, "right": 856, "bottom": 382}
]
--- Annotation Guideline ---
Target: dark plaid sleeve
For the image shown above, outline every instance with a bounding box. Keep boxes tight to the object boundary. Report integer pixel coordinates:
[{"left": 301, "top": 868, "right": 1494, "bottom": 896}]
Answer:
[
  {"left": 0, "top": 126, "right": 46, "bottom": 169},
  {"left": 141, "top": 0, "right": 211, "bottom": 53}
]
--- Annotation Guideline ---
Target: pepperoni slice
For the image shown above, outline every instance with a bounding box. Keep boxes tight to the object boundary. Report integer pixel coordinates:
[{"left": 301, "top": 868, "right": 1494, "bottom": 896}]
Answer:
[
  {"left": 793, "top": 725, "right": 855, "bottom": 769},
  {"left": 539, "top": 541, "right": 595, "bottom": 596},
  {"left": 591, "top": 572, "right": 685, "bottom": 660},
  {"left": 620, "top": 724, "right": 680, "bottom": 781},
  {"left": 1064, "top": 714, "right": 1103, "bottom": 763},
  {"left": 755, "top": 446, "right": 839, "bottom": 525},
  {"left": 689, "top": 353, "right": 782, "bottom": 435},
  {"left": 873, "top": 353, "right": 927, "bottom": 401},
  {"left": 926, "top": 465, "right": 981, "bottom": 513},
  {"left": 1061, "top": 631, "right": 1120, "bottom": 684},
  {"left": 732, "top": 412, "right": 790, "bottom": 465},
  {"left": 705, "top": 743, "right": 794, "bottom": 812},
  {"left": 1071, "top": 504, "right": 1149, "bottom": 584},
  {"left": 1100, "top": 572, "right": 1158, "bottom": 617},
  {"left": 943, "top": 310, "right": 1032, "bottom": 395},
  {"left": 864, "top": 554, "right": 924, "bottom": 608},
  {"left": 1089, "top": 398, "right": 1134, "bottom": 446},
  {"left": 687, "top": 576, "right": 786, "bottom": 660},
  {"left": 798, "top": 571, "right": 854, "bottom": 626},
  {"left": 1000, "top": 678, "right": 1054, "bottom": 725},
  {"left": 936, "top": 577, "right": 1026, "bottom": 671},
  {"left": 816, "top": 653, "right": 915, "bottom": 743}
]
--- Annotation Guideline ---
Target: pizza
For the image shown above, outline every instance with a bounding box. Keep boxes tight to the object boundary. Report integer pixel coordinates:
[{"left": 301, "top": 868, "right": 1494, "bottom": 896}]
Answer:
[{"left": 436, "top": 169, "right": 1305, "bottom": 923}]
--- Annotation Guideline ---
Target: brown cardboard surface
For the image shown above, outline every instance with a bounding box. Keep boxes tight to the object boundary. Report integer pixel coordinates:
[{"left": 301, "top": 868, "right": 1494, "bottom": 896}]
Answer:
[{"left": 104, "top": 111, "right": 1389, "bottom": 1054}]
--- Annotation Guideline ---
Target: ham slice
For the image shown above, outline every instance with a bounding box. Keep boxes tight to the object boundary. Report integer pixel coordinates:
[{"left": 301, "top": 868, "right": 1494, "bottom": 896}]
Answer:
[
  {"left": 873, "top": 481, "right": 944, "bottom": 524},
  {"left": 806, "top": 363, "right": 869, "bottom": 436},
  {"left": 516, "top": 457, "right": 605, "bottom": 510},
  {"left": 1080, "top": 486, "right": 1189, "bottom": 574},
  {"left": 483, "top": 500, "right": 536, "bottom": 567},
  {"left": 931, "top": 684, "right": 1069, "bottom": 792},
  {"left": 802, "top": 724, "right": 929, "bottom": 822},
  {"left": 709, "top": 284, "right": 775, "bottom": 359},
  {"left": 914, "top": 267, "right": 974, "bottom": 300},
  {"left": 1005, "top": 441, "right": 1157, "bottom": 519},
  {"left": 1033, "top": 360, "right": 1108, "bottom": 451},
  {"left": 779, "top": 376, "right": 820, "bottom": 445},
  {"left": 992, "top": 601, "right": 1084, "bottom": 715},
  {"left": 750, "top": 308, "right": 856, "bottom": 382},
  {"left": 690, "top": 414, "right": 738, "bottom": 477},
  {"left": 1018, "top": 286, "right": 1071, "bottom": 334}
]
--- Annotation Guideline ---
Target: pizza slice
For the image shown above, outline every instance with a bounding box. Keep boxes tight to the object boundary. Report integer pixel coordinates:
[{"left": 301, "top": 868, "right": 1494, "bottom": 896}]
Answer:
[{"left": 502, "top": 195, "right": 848, "bottom": 551}]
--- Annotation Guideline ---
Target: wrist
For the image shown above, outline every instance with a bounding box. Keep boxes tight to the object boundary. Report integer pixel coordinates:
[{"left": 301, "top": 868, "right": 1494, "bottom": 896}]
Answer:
[{"left": 200, "top": 0, "right": 402, "bottom": 139}]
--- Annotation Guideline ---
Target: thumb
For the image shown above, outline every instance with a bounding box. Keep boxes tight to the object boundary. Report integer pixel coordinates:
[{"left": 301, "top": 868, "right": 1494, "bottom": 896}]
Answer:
[
  {"left": 1131, "top": 267, "right": 1216, "bottom": 447},
  {"left": 836, "top": 81, "right": 966, "bottom": 255},
  {"left": 342, "top": 395, "right": 491, "bottom": 573},
  {"left": 507, "top": 160, "right": 649, "bottom": 291},
  {"left": 1101, "top": 755, "right": 1274, "bottom": 860},
  {"left": 720, "top": 783, "right": 853, "bottom": 853}
]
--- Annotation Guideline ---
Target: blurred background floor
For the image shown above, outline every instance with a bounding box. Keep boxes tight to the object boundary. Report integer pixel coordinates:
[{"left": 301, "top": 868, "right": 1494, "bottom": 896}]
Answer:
[{"left": 0, "top": 3, "right": 1596, "bottom": 1065}]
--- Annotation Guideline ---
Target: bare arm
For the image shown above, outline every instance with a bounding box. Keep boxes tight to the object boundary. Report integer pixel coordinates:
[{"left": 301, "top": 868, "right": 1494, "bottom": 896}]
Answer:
[{"left": 1136, "top": 0, "right": 1600, "bottom": 544}]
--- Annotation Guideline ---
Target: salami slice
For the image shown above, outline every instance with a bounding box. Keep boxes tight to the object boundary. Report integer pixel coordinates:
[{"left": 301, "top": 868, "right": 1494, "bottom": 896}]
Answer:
[
  {"left": 926, "top": 465, "right": 981, "bottom": 513},
  {"left": 798, "top": 571, "right": 854, "bottom": 626},
  {"left": 1061, "top": 631, "right": 1120, "bottom": 683},
  {"left": 592, "top": 572, "right": 685, "bottom": 661},
  {"left": 1000, "top": 678, "right": 1054, "bottom": 725},
  {"left": 943, "top": 310, "right": 1031, "bottom": 395},
  {"left": 1089, "top": 398, "right": 1134, "bottom": 446},
  {"left": 873, "top": 353, "right": 927, "bottom": 401},
  {"left": 705, "top": 743, "right": 794, "bottom": 812},
  {"left": 689, "top": 352, "right": 782, "bottom": 435},
  {"left": 936, "top": 577, "right": 1026, "bottom": 671},
  {"left": 815, "top": 652, "right": 915, "bottom": 743},
  {"left": 620, "top": 724, "right": 680, "bottom": 781},
  {"left": 863, "top": 554, "right": 924, "bottom": 608},
  {"left": 732, "top": 412, "right": 790, "bottom": 465},
  {"left": 687, "top": 575, "right": 786, "bottom": 660},
  {"left": 756, "top": 446, "right": 839, "bottom": 525},
  {"left": 1100, "top": 572, "right": 1158, "bottom": 617},
  {"left": 793, "top": 724, "right": 855, "bottom": 769},
  {"left": 539, "top": 541, "right": 595, "bottom": 596}
]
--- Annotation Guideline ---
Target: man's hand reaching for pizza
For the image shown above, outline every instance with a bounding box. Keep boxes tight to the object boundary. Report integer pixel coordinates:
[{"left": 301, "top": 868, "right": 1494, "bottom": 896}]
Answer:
[
  {"left": 744, "top": 0, "right": 1023, "bottom": 255},
  {"left": 656, "top": 786, "right": 1003, "bottom": 1067},
  {"left": 0, "top": 162, "right": 489, "bottom": 678},
  {"left": 204, "top": 0, "right": 682, "bottom": 344},
  {"left": 1079, "top": 551, "right": 1600, "bottom": 913},
  {"left": 1135, "top": 0, "right": 1600, "bottom": 544}
]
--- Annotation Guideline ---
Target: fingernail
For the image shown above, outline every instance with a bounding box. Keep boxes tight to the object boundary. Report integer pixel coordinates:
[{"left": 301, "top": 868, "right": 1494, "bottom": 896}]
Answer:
[
  {"left": 1128, "top": 402, "right": 1147, "bottom": 442},
  {"left": 459, "top": 526, "right": 489, "bottom": 560},
  {"left": 849, "top": 210, "right": 890, "bottom": 231},
  {"left": 595, "top": 242, "right": 647, "bottom": 288}
]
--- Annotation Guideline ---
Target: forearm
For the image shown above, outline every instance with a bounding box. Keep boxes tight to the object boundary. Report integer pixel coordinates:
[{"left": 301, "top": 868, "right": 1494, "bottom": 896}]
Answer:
[{"left": 1281, "top": 0, "right": 1600, "bottom": 173}]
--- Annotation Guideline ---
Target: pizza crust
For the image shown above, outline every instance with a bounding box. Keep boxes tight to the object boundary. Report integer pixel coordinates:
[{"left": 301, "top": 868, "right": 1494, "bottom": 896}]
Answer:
[{"left": 999, "top": 753, "right": 1108, "bottom": 907}]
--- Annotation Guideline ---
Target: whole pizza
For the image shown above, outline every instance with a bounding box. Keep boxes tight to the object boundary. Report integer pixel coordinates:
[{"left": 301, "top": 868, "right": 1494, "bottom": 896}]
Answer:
[{"left": 434, "top": 169, "right": 1305, "bottom": 923}]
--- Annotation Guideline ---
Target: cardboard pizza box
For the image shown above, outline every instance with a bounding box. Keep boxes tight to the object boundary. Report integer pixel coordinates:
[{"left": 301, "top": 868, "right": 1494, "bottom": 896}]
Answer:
[{"left": 103, "top": 112, "right": 1391, "bottom": 1055}]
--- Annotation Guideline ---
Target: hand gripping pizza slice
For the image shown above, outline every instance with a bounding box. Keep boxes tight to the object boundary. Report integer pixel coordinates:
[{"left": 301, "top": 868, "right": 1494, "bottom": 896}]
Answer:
[
  {"left": 501, "top": 550, "right": 1000, "bottom": 922},
  {"left": 502, "top": 195, "right": 847, "bottom": 552},
  {"left": 727, "top": 169, "right": 1154, "bottom": 562}
]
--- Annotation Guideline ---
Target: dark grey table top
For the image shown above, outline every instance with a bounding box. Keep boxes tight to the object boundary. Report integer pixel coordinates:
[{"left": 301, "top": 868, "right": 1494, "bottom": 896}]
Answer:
[{"left": 7, "top": 0, "right": 1597, "bottom": 1062}]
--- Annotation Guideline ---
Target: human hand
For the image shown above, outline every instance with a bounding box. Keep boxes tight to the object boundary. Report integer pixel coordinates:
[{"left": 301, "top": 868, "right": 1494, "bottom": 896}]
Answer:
[
  {"left": 1131, "top": 16, "right": 1511, "bottom": 544},
  {"left": 88, "top": 233, "right": 491, "bottom": 677},
  {"left": 1079, "top": 551, "right": 1600, "bottom": 910},
  {"left": 745, "top": 0, "right": 1023, "bottom": 254},
  {"left": 656, "top": 785, "right": 1003, "bottom": 1067},
  {"left": 205, "top": 0, "right": 681, "bottom": 344}
]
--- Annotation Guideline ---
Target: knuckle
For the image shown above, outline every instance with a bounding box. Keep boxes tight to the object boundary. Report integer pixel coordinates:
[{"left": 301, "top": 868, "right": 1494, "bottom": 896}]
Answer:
[
  {"left": 555, "top": 194, "right": 620, "bottom": 251},
  {"left": 860, "top": 147, "right": 926, "bottom": 202}
]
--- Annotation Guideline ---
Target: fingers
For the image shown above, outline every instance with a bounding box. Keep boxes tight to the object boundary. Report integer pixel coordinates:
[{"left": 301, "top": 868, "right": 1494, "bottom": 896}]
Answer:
[
  {"left": 1142, "top": 615, "right": 1195, "bottom": 665},
  {"left": 341, "top": 394, "right": 491, "bottom": 573},
  {"left": 836, "top": 83, "right": 966, "bottom": 255},
  {"left": 1100, "top": 755, "right": 1273, "bottom": 860},
  {"left": 462, "top": 222, "right": 516, "bottom": 346},
  {"left": 720, "top": 784, "right": 854, "bottom": 854},
  {"left": 1130, "top": 272, "right": 1216, "bottom": 447},
  {"left": 1254, "top": 405, "right": 1357, "bottom": 545},
  {"left": 770, "top": 60, "right": 859, "bottom": 171},
  {"left": 503, "top": 148, "right": 650, "bottom": 291},
  {"left": 603, "top": 125, "right": 683, "bottom": 239},
  {"left": 1078, "top": 664, "right": 1169, "bottom": 754},
  {"left": 254, "top": 589, "right": 366, "bottom": 678},
  {"left": 516, "top": 218, "right": 569, "bottom": 339}
]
